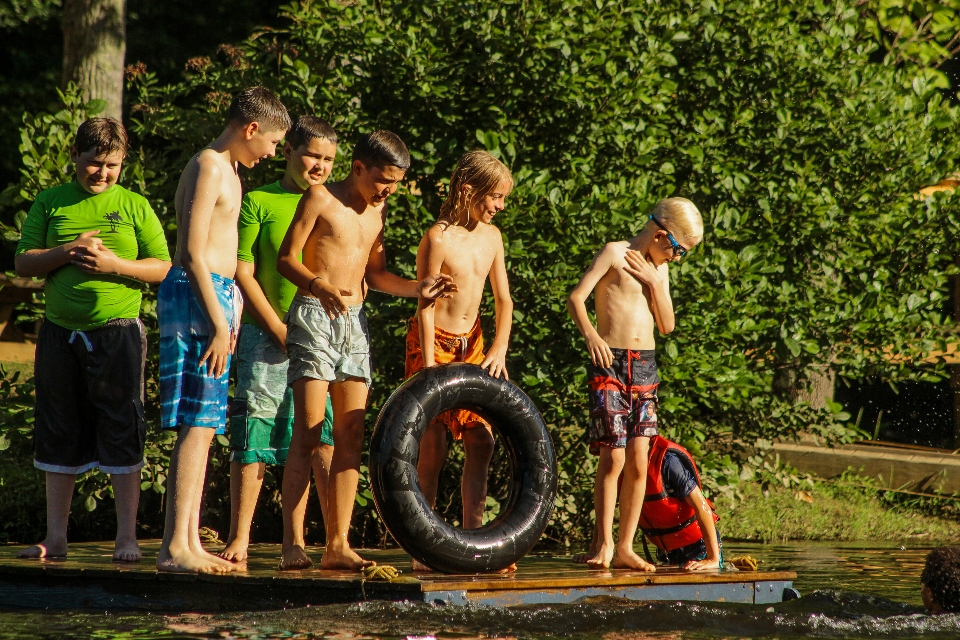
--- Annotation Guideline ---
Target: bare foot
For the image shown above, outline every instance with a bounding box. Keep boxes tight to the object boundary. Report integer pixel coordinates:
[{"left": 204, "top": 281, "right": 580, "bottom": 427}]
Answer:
[
  {"left": 612, "top": 547, "right": 657, "bottom": 572},
  {"left": 191, "top": 542, "right": 234, "bottom": 569},
  {"left": 585, "top": 542, "right": 615, "bottom": 569},
  {"left": 217, "top": 539, "right": 249, "bottom": 563},
  {"left": 113, "top": 540, "right": 141, "bottom": 563},
  {"left": 157, "top": 546, "right": 232, "bottom": 574},
  {"left": 411, "top": 558, "right": 433, "bottom": 572},
  {"left": 320, "top": 546, "right": 375, "bottom": 571},
  {"left": 279, "top": 545, "right": 313, "bottom": 570},
  {"left": 18, "top": 541, "right": 67, "bottom": 559},
  {"left": 573, "top": 537, "right": 600, "bottom": 564}
]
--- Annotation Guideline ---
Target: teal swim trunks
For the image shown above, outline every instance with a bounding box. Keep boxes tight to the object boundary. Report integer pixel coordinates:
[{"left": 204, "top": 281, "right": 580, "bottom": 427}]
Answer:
[{"left": 229, "top": 323, "right": 333, "bottom": 465}]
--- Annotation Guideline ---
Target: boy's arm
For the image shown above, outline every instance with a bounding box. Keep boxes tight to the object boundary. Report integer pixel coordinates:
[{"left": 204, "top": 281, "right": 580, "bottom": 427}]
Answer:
[
  {"left": 566, "top": 245, "right": 615, "bottom": 367},
  {"left": 365, "top": 225, "right": 457, "bottom": 299},
  {"left": 15, "top": 198, "right": 107, "bottom": 277},
  {"left": 178, "top": 157, "right": 233, "bottom": 378},
  {"left": 236, "top": 261, "right": 286, "bottom": 350},
  {"left": 414, "top": 228, "right": 444, "bottom": 368},
  {"left": 480, "top": 230, "right": 512, "bottom": 379},
  {"left": 624, "top": 252, "right": 675, "bottom": 334},
  {"left": 681, "top": 486, "right": 721, "bottom": 571},
  {"left": 70, "top": 247, "right": 170, "bottom": 283},
  {"left": 276, "top": 188, "right": 352, "bottom": 318}
]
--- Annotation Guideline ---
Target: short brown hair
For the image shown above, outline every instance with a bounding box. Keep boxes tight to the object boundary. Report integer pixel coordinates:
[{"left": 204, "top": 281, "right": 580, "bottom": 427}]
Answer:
[
  {"left": 74, "top": 118, "right": 128, "bottom": 158},
  {"left": 287, "top": 116, "right": 337, "bottom": 150},
  {"left": 352, "top": 130, "right": 410, "bottom": 170},
  {"left": 227, "top": 86, "right": 292, "bottom": 132},
  {"left": 922, "top": 546, "right": 960, "bottom": 612}
]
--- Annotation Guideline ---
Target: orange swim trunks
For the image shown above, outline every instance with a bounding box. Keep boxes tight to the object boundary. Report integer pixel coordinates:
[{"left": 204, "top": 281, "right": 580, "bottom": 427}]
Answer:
[{"left": 405, "top": 316, "right": 491, "bottom": 439}]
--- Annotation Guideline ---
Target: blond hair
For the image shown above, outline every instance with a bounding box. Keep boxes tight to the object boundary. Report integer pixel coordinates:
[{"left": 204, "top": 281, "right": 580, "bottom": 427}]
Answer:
[
  {"left": 649, "top": 197, "right": 703, "bottom": 243},
  {"left": 440, "top": 150, "right": 513, "bottom": 226}
]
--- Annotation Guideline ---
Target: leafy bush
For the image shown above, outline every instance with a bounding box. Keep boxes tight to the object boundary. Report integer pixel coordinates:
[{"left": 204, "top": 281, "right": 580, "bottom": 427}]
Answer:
[{"left": 3, "top": 0, "right": 960, "bottom": 547}]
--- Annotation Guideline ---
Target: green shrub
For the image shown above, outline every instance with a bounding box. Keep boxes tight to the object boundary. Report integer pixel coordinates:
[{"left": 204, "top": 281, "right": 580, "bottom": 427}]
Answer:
[{"left": 3, "top": 0, "right": 960, "bottom": 546}]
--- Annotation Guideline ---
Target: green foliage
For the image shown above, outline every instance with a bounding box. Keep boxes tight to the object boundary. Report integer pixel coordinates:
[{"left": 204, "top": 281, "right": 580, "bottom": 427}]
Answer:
[
  {"left": 3, "top": 0, "right": 960, "bottom": 546},
  {"left": 863, "top": 0, "right": 960, "bottom": 70},
  {"left": 0, "top": 0, "right": 58, "bottom": 29}
]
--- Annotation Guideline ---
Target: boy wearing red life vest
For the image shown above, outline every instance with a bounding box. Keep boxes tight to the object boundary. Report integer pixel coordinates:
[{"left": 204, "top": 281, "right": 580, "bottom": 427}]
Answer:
[
  {"left": 639, "top": 435, "right": 721, "bottom": 570},
  {"left": 567, "top": 198, "right": 703, "bottom": 570}
]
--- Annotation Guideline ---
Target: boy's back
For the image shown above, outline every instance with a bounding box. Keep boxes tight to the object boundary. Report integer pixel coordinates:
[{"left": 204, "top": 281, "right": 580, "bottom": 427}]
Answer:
[{"left": 172, "top": 148, "right": 243, "bottom": 279}]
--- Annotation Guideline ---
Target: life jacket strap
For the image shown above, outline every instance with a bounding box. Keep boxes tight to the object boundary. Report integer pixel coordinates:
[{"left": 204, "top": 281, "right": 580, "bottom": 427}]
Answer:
[{"left": 640, "top": 515, "right": 697, "bottom": 538}]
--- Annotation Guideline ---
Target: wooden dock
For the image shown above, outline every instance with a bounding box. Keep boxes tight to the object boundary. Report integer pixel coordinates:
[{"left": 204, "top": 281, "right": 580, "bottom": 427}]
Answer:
[{"left": 0, "top": 541, "right": 796, "bottom": 611}]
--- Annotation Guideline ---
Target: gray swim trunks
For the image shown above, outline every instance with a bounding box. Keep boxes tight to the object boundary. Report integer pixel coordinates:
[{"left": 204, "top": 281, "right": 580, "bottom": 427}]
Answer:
[{"left": 286, "top": 294, "right": 372, "bottom": 387}]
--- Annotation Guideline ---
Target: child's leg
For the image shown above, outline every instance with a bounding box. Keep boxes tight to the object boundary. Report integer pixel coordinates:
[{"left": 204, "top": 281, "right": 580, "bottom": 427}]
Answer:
[
  {"left": 417, "top": 420, "right": 448, "bottom": 508},
  {"left": 219, "top": 461, "right": 265, "bottom": 561},
  {"left": 573, "top": 520, "right": 601, "bottom": 564},
  {"left": 320, "top": 378, "right": 375, "bottom": 570},
  {"left": 461, "top": 424, "right": 495, "bottom": 529},
  {"left": 157, "top": 426, "right": 229, "bottom": 573},
  {"left": 613, "top": 436, "right": 655, "bottom": 571},
  {"left": 18, "top": 472, "right": 75, "bottom": 558},
  {"left": 281, "top": 377, "right": 329, "bottom": 569},
  {"left": 586, "top": 446, "right": 625, "bottom": 568},
  {"left": 312, "top": 443, "right": 334, "bottom": 523},
  {"left": 110, "top": 471, "right": 141, "bottom": 562}
]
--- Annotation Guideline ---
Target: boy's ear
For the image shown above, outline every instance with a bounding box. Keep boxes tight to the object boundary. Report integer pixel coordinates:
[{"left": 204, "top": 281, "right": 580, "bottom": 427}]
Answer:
[
  {"left": 69, "top": 145, "right": 79, "bottom": 163},
  {"left": 282, "top": 141, "right": 294, "bottom": 160},
  {"left": 352, "top": 158, "right": 365, "bottom": 176},
  {"left": 242, "top": 121, "right": 261, "bottom": 140}
]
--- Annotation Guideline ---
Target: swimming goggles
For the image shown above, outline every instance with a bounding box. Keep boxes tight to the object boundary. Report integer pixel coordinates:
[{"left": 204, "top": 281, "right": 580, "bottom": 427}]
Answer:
[{"left": 649, "top": 214, "right": 687, "bottom": 259}]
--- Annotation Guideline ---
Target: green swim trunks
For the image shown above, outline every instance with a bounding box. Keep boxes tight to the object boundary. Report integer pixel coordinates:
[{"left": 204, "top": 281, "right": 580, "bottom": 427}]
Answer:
[{"left": 230, "top": 323, "right": 333, "bottom": 465}]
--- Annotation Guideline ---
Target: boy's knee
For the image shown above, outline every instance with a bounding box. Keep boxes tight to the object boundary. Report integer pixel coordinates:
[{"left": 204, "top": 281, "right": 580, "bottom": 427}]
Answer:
[{"left": 464, "top": 427, "right": 495, "bottom": 460}]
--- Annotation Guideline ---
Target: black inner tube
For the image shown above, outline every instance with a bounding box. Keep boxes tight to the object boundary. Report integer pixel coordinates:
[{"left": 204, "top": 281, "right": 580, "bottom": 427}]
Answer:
[{"left": 370, "top": 362, "right": 558, "bottom": 573}]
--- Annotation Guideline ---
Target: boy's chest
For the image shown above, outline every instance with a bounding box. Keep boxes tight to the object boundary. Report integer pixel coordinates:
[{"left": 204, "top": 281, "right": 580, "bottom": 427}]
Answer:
[
  {"left": 47, "top": 202, "right": 140, "bottom": 256},
  {"left": 440, "top": 235, "right": 496, "bottom": 277}
]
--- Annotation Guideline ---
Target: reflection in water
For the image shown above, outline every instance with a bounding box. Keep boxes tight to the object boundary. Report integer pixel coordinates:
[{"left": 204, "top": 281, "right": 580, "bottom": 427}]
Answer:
[{"left": 0, "top": 543, "right": 958, "bottom": 639}]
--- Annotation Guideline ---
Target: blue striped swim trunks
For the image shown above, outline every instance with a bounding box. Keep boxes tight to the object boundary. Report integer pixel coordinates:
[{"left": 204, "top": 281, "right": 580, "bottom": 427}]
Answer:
[{"left": 159, "top": 266, "right": 242, "bottom": 433}]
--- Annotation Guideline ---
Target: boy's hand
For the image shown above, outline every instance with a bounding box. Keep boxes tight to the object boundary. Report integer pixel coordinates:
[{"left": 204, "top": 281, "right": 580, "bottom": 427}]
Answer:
[
  {"left": 200, "top": 325, "right": 232, "bottom": 378},
  {"left": 70, "top": 243, "right": 121, "bottom": 275},
  {"left": 586, "top": 333, "right": 614, "bottom": 368},
  {"left": 68, "top": 229, "right": 103, "bottom": 252},
  {"left": 480, "top": 344, "right": 509, "bottom": 380},
  {"left": 682, "top": 557, "right": 721, "bottom": 571},
  {"left": 624, "top": 250, "right": 662, "bottom": 287},
  {"left": 309, "top": 277, "right": 353, "bottom": 319},
  {"left": 418, "top": 274, "right": 457, "bottom": 299}
]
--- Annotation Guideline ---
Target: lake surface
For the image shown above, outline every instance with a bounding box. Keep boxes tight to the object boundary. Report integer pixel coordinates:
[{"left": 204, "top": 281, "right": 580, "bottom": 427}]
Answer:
[{"left": 1, "top": 542, "right": 958, "bottom": 639}]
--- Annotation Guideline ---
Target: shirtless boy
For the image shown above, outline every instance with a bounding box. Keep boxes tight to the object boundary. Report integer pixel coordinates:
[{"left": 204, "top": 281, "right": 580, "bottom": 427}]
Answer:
[
  {"left": 406, "top": 150, "right": 513, "bottom": 571},
  {"left": 157, "top": 87, "right": 291, "bottom": 573},
  {"left": 277, "top": 130, "right": 456, "bottom": 570},
  {"left": 219, "top": 116, "right": 338, "bottom": 563},
  {"left": 566, "top": 197, "right": 703, "bottom": 570},
  {"left": 15, "top": 118, "right": 170, "bottom": 563}
]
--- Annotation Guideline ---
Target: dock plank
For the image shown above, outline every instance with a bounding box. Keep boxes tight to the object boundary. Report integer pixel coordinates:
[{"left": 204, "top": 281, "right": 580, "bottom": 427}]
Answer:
[{"left": 0, "top": 541, "right": 796, "bottom": 611}]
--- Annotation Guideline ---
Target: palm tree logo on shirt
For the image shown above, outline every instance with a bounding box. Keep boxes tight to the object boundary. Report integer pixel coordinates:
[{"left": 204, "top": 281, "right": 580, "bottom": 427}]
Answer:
[{"left": 104, "top": 212, "right": 122, "bottom": 232}]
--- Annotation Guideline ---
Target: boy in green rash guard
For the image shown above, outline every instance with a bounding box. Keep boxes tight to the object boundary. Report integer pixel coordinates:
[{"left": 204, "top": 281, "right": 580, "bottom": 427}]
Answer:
[
  {"left": 218, "top": 117, "right": 337, "bottom": 563},
  {"left": 14, "top": 118, "right": 171, "bottom": 563}
]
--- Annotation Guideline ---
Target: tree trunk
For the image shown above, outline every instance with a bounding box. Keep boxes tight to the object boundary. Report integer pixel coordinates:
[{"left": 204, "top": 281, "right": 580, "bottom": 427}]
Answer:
[
  {"left": 62, "top": 0, "right": 126, "bottom": 121},
  {"left": 773, "top": 365, "right": 836, "bottom": 410}
]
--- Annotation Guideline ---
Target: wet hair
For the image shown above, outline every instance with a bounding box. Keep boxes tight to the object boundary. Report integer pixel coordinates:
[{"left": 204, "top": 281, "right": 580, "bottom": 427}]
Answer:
[
  {"left": 647, "top": 197, "right": 704, "bottom": 244},
  {"left": 286, "top": 116, "right": 337, "bottom": 150},
  {"left": 74, "top": 118, "right": 128, "bottom": 158},
  {"left": 227, "top": 86, "right": 292, "bottom": 132},
  {"left": 352, "top": 130, "right": 410, "bottom": 171},
  {"left": 922, "top": 546, "right": 960, "bottom": 613},
  {"left": 439, "top": 150, "right": 513, "bottom": 226}
]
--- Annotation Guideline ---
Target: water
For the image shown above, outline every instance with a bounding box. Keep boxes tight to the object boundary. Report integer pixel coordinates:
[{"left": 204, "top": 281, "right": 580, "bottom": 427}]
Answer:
[{"left": 1, "top": 542, "right": 958, "bottom": 639}]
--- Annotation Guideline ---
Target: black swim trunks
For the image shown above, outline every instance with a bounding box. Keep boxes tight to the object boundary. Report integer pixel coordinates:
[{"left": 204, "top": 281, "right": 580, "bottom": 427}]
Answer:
[
  {"left": 34, "top": 318, "right": 147, "bottom": 475},
  {"left": 587, "top": 348, "right": 659, "bottom": 452}
]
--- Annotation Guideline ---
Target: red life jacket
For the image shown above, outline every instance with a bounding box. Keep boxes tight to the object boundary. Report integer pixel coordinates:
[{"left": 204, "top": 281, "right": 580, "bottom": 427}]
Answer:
[{"left": 638, "top": 435, "right": 719, "bottom": 552}]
